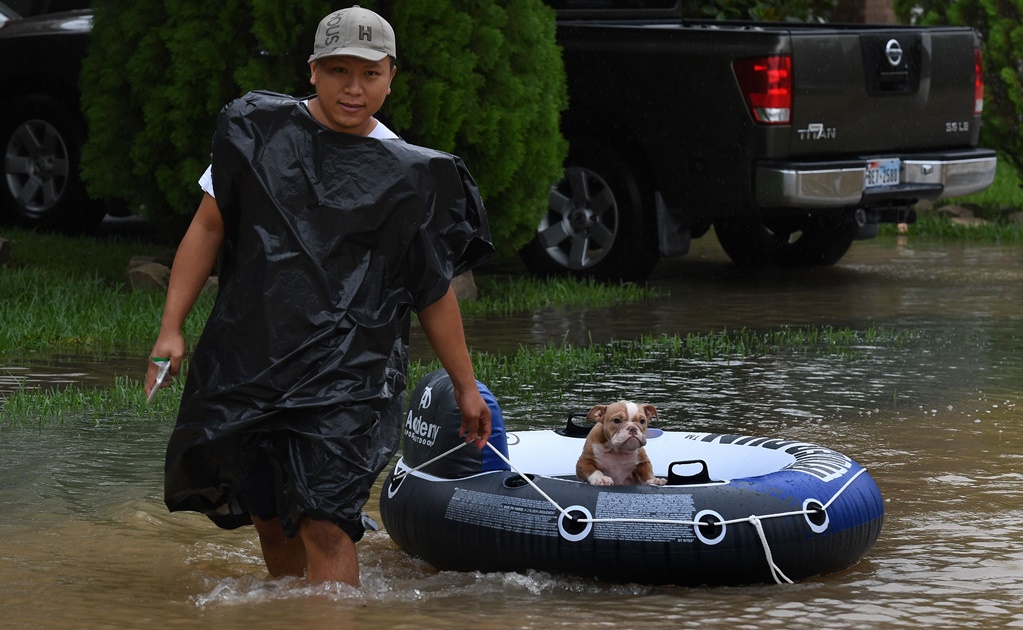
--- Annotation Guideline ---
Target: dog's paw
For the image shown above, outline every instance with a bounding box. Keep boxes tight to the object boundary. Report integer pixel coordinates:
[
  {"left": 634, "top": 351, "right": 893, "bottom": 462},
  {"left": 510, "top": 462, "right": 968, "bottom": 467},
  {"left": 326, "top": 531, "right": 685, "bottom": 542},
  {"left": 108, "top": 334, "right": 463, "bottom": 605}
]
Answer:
[
  {"left": 586, "top": 471, "right": 615, "bottom": 486},
  {"left": 647, "top": 477, "right": 667, "bottom": 486}
]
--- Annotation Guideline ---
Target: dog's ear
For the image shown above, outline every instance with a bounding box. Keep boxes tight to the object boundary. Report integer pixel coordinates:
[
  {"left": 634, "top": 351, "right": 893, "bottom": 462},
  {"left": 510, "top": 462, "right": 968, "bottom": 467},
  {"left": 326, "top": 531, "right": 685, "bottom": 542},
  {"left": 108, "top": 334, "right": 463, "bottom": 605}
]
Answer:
[
  {"left": 586, "top": 405, "right": 608, "bottom": 422},
  {"left": 642, "top": 404, "right": 657, "bottom": 422}
]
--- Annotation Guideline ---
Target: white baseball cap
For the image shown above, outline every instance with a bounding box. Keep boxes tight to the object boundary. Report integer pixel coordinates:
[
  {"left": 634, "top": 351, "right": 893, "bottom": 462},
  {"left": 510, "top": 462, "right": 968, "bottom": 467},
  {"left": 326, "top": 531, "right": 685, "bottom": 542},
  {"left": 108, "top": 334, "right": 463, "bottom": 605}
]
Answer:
[{"left": 308, "top": 5, "right": 396, "bottom": 63}]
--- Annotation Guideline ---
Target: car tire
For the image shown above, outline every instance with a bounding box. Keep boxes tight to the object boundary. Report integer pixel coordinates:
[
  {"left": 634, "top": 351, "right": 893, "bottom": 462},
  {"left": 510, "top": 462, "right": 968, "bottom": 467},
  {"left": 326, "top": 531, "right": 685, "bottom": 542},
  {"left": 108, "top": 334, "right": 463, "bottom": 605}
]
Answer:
[
  {"left": 0, "top": 95, "right": 106, "bottom": 232},
  {"left": 519, "top": 145, "right": 658, "bottom": 282},
  {"left": 713, "top": 214, "right": 859, "bottom": 267}
]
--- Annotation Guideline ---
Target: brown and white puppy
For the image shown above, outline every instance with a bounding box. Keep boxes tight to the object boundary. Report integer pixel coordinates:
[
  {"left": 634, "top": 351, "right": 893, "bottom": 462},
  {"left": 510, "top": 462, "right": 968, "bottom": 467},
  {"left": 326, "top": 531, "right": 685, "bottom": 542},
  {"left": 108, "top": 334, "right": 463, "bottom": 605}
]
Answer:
[{"left": 576, "top": 401, "right": 667, "bottom": 486}]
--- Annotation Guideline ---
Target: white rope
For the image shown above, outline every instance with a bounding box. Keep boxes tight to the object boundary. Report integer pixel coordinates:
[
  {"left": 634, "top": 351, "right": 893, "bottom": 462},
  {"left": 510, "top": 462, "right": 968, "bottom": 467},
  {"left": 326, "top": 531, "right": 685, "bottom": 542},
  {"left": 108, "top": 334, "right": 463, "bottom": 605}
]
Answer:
[
  {"left": 483, "top": 442, "right": 574, "bottom": 519},
  {"left": 391, "top": 440, "right": 472, "bottom": 481},
  {"left": 405, "top": 440, "right": 869, "bottom": 585},
  {"left": 582, "top": 509, "right": 807, "bottom": 528},
  {"left": 749, "top": 515, "right": 795, "bottom": 584},
  {"left": 822, "top": 467, "right": 867, "bottom": 509}
]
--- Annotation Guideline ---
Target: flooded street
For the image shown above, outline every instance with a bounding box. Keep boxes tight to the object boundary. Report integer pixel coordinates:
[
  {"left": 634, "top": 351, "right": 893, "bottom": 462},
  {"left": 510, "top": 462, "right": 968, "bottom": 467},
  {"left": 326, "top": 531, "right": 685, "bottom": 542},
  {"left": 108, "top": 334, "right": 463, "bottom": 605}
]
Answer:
[{"left": 2, "top": 236, "right": 1022, "bottom": 628}]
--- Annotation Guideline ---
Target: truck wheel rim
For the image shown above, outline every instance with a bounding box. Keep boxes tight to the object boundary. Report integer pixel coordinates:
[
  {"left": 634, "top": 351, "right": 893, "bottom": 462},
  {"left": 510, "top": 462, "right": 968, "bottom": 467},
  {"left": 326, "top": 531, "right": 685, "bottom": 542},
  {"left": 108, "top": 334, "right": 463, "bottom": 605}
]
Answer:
[
  {"left": 5, "top": 119, "right": 70, "bottom": 217},
  {"left": 537, "top": 166, "right": 618, "bottom": 271}
]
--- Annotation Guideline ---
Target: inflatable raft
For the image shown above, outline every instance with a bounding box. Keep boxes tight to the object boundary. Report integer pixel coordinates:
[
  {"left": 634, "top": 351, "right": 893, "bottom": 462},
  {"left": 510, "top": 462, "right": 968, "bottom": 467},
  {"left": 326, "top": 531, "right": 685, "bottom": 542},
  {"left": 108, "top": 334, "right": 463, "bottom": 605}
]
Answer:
[{"left": 380, "top": 371, "right": 884, "bottom": 586}]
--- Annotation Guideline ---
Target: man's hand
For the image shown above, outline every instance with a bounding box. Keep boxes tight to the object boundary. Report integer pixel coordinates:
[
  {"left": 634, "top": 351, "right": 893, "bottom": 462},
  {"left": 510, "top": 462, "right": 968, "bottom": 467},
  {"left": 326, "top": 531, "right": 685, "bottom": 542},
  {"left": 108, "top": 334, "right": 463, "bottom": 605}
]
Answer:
[
  {"left": 455, "top": 386, "right": 492, "bottom": 450},
  {"left": 145, "top": 332, "right": 185, "bottom": 400}
]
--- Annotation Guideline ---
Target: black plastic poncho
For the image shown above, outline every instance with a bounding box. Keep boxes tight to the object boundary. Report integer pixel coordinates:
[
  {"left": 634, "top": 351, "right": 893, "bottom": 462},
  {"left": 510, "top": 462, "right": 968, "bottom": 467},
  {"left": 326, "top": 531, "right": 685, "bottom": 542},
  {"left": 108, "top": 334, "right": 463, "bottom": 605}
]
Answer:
[{"left": 164, "top": 91, "right": 494, "bottom": 540}]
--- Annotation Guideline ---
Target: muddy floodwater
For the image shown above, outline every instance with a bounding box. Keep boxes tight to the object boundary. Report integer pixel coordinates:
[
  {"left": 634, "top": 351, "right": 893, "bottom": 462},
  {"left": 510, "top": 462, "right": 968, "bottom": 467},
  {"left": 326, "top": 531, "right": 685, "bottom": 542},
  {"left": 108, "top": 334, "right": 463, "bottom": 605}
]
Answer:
[{"left": 2, "top": 236, "right": 1021, "bottom": 628}]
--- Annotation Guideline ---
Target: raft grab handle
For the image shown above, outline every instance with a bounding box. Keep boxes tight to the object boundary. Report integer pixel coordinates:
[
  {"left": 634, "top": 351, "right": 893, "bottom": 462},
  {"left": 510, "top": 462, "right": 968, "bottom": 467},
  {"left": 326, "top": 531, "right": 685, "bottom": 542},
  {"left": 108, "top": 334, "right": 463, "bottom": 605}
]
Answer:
[
  {"left": 555, "top": 411, "right": 593, "bottom": 438},
  {"left": 667, "top": 459, "right": 715, "bottom": 485}
]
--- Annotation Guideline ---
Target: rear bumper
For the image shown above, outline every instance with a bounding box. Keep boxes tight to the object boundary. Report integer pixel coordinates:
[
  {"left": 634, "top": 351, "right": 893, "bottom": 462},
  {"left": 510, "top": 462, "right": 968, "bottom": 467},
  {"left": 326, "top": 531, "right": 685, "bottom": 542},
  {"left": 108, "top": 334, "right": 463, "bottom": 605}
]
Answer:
[{"left": 755, "top": 149, "right": 998, "bottom": 209}]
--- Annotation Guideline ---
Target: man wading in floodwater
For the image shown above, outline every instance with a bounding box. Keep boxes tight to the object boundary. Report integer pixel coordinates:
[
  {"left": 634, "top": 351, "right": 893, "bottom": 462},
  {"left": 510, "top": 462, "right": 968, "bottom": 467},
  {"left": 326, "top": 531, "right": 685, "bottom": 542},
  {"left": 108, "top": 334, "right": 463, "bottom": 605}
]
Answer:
[{"left": 145, "top": 6, "right": 493, "bottom": 586}]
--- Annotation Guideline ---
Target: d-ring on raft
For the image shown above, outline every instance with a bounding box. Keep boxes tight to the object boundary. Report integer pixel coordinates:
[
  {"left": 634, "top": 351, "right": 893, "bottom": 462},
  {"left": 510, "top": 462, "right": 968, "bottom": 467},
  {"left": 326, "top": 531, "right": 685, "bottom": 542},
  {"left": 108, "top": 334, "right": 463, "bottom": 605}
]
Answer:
[{"left": 380, "top": 370, "right": 884, "bottom": 586}]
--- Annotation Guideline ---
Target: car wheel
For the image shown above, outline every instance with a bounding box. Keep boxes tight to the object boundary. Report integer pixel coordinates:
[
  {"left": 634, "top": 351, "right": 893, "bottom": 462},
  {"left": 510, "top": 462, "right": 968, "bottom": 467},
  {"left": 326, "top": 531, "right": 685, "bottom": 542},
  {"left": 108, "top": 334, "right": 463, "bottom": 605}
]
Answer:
[
  {"left": 0, "top": 95, "right": 106, "bottom": 232},
  {"left": 519, "top": 147, "right": 658, "bottom": 282},
  {"left": 713, "top": 214, "right": 859, "bottom": 267}
]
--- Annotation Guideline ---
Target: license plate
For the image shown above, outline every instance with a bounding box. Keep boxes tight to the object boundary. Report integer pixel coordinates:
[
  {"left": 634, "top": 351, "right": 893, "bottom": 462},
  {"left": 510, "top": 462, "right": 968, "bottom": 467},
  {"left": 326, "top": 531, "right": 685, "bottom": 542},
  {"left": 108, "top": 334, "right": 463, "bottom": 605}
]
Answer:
[{"left": 865, "top": 158, "right": 900, "bottom": 188}]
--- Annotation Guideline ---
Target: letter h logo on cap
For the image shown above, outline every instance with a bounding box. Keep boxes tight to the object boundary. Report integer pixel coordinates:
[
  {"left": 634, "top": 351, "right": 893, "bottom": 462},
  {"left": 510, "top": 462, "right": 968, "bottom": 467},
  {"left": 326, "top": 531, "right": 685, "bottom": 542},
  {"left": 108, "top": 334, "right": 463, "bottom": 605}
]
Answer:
[{"left": 309, "top": 5, "right": 396, "bottom": 63}]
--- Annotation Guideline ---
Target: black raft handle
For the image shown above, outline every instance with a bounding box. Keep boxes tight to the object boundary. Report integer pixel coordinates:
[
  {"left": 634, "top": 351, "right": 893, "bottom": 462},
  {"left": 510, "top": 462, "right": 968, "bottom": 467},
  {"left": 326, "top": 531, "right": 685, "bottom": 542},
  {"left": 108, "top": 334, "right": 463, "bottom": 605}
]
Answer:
[
  {"left": 555, "top": 411, "right": 593, "bottom": 438},
  {"left": 667, "top": 460, "right": 714, "bottom": 485}
]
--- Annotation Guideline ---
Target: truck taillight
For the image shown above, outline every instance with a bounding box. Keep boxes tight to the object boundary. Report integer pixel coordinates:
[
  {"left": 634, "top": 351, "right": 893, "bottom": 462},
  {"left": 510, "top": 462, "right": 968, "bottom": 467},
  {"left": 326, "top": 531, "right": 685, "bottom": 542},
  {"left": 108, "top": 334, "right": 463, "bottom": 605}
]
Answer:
[
  {"left": 734, "top": 55, "right": 792, "bottom": 124},
  {"left": 974, "top": 48, "right": 984, "bottom": 115}
]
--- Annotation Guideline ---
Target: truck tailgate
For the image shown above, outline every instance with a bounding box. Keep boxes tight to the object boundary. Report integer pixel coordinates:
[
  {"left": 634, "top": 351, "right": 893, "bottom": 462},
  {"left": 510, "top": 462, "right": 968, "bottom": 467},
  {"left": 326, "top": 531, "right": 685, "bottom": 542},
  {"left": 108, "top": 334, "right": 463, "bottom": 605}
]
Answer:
[{"left": 788, "top": 28, "right": 980, "bottom": 156}]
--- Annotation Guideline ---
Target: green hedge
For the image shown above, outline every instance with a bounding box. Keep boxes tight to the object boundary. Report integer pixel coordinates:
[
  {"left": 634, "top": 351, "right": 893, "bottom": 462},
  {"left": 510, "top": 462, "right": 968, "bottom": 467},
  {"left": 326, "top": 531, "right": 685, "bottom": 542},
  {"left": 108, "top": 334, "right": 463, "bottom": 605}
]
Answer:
[{"left": 80, "top": 0, "right": 567, "bottom": 255}]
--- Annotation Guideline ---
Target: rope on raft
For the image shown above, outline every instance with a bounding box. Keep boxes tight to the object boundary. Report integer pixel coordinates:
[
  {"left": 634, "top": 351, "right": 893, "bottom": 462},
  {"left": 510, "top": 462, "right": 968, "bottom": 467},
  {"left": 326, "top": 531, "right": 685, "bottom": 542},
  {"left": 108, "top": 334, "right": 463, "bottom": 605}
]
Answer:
[{"left": 392, "top": 439, "right": 868, "bottom": 585}]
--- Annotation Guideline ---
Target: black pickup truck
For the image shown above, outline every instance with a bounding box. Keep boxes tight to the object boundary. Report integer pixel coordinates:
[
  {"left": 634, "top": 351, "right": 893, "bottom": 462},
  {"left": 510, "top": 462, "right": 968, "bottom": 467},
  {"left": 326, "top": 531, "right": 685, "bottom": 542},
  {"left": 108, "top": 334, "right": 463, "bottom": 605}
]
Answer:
[{"left": 520, "top": 1, "right": 997, "bottom": 281}]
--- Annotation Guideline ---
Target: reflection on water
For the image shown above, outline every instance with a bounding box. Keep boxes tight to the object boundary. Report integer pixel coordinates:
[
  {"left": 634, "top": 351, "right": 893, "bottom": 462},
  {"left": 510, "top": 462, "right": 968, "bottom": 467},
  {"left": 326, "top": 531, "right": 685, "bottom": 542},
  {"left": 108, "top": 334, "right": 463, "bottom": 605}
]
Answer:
[
  {"left": 1, "top": 238, "right": 1022, "bottom": 628},
  {"left": 0, "top": 351, "right": 142, "bottom": 402}
]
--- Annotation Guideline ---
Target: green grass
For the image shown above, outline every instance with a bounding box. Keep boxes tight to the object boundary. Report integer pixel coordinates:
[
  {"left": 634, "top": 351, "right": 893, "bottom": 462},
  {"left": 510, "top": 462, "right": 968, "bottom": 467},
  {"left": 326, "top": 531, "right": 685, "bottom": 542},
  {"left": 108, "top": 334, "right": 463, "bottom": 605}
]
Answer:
[
  {"left": 2, "top": 376, "right": 185, "bottom": 427},
  {"left": 3, "top": 325, "right": 913, "bottom": 426},
  {"left": 0, "top": 227, "right": 187, "bottom": 353},
  {"left": 0, "top": 266, "right": 214, "bottom": 355},
  {"left": 2, "top": 227, "right": 174, "bottom": 284},
  {"left": 466, "top": 275, "right": 664, "bottom": 316}
]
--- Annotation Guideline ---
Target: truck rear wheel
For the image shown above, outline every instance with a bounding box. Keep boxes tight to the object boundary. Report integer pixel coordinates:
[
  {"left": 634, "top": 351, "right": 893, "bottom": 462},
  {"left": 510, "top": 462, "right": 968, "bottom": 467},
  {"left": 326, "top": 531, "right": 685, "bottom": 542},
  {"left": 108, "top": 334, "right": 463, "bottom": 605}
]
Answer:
[
  {"left": 519, "top": 148, "right": 658, "bottom": 282},
  {"left": 713, "top": 215, "right": 858, "bottom": 267}
]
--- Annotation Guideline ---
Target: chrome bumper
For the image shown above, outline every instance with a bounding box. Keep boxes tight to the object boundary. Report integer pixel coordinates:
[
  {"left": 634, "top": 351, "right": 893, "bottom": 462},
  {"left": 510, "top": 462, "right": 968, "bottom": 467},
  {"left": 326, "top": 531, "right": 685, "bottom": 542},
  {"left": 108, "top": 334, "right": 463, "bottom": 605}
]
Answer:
[{"left": 755, "top": 151, "right": 998, "bottom": 209}]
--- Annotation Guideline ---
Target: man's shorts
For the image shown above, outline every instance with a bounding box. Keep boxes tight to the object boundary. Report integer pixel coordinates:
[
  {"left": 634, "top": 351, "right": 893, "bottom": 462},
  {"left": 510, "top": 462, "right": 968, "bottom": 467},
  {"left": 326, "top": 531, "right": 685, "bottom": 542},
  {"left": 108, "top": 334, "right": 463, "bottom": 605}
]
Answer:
[{"left": 239, "top": 429, "right": 379, "bottom": 543}]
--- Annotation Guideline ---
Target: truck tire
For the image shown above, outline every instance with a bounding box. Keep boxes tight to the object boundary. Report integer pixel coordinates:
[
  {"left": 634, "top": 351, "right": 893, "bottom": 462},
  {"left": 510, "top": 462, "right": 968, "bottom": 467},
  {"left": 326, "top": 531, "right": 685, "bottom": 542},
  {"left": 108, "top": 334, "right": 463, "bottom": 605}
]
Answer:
[
  {"left": 713, "top": 214, "right": 858, "bottom": 267},
  {"left": 0, "top": 95, "right": 106, "bottom": 232},
  {"left": 519, "top": 147, "right": 658, "bottom": 282}
]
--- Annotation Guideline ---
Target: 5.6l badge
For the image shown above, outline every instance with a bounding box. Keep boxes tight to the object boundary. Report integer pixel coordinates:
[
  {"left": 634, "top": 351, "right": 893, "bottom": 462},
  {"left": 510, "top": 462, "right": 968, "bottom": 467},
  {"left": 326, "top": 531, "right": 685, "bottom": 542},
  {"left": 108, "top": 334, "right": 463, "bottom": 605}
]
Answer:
[{"left": 945, "top": 121, "right": 970, "bottom": 132}]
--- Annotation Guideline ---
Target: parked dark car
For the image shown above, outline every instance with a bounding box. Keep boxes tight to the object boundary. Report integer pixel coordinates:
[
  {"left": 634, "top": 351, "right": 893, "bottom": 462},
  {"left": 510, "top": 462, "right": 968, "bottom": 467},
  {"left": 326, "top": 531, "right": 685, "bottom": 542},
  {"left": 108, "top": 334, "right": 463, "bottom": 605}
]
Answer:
[{"left": 0, "top": 0, "right": 109, "bottom": 231}]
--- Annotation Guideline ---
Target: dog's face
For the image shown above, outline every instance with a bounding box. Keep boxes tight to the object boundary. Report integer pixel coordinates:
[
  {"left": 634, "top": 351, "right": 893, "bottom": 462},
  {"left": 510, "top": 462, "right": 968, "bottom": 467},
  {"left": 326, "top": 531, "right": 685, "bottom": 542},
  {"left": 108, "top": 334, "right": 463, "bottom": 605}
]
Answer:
[{"left": 587, "top": 401, "right": 656, "bottom": 451}]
